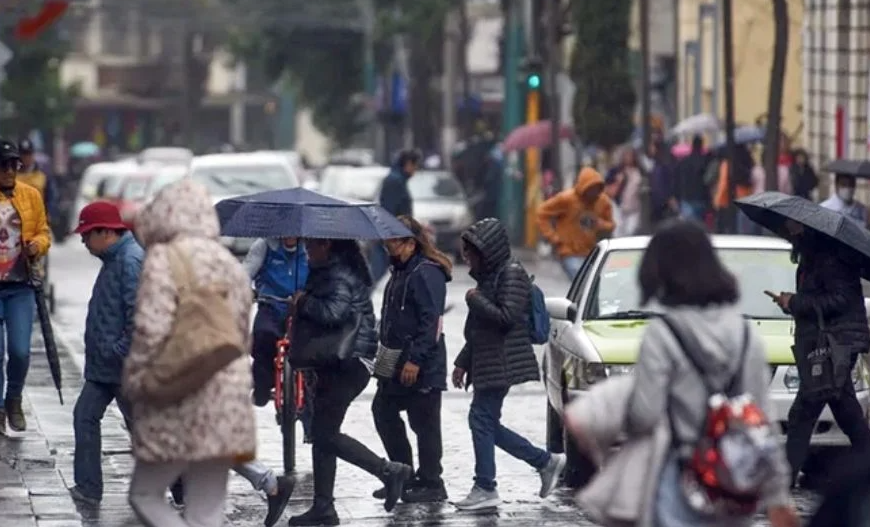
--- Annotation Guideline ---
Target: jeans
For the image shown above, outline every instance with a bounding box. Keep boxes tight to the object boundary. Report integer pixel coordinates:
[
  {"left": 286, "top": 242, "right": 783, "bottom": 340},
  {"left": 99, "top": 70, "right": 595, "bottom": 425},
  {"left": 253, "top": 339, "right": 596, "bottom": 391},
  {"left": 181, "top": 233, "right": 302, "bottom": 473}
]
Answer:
[
  {"left": 0, "top": 284, "right": 35, "bottom": 399},
  {"left": 73, "top": 381, "right": 132, "bottom": 498},
  {"left": 785, "top": 354, "right": 870, "bottom": 484},
  {"left": 559, "top": 256, "right": 585, "bottom": 282},
  {"left": 372, "top": 386, "right": 443, "bottom": 486},
  {"left": 679, "top": 201, "right": 707, "bottom": 223},
  {"left": 368, "top": 244, "right": 390, "bottom": 286},
  {"left": 311, "top": 360, "right": 385, "bottom": 504},
  {"left": 130, "top": 459, "right": 230, "bottom": 527},
  {"left": 468, "top": 388, "right": 549, "bottom": 491}
]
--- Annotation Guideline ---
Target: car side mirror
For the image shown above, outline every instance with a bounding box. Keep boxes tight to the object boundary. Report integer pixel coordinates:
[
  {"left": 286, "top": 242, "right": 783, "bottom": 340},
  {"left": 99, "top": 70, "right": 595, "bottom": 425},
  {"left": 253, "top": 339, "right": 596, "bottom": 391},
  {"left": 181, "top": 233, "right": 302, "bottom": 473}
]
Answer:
[{"left": 546, "top": 297, "right": 578, "bottom": 323}]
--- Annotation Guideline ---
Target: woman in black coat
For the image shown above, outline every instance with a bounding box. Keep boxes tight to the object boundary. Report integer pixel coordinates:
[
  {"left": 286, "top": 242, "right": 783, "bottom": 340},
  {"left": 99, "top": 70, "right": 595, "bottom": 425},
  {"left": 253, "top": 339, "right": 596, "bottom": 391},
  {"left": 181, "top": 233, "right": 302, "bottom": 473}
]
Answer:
[
  {"left": 289, "top": 239, "right": 412, "bottom": 526},
  {"left": 769, "top": 220, "right": 870, "bottom": 487},
  {"left": 451, "top": 218, "right": 565, "bottom": 511},
  {"left": 371, "top": 216, "right": 451, "bottom": 503}
]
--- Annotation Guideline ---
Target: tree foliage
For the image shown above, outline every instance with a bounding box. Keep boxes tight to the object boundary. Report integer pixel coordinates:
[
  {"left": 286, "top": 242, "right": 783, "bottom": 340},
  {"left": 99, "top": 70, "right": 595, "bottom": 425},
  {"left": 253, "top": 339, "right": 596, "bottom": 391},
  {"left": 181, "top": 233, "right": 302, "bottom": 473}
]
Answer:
[
  {"left": 0, "top": 28, "right": 79, "bottom": 136},
  {"left": 569, "top": 0, "right": 636, "bottom": 150}
]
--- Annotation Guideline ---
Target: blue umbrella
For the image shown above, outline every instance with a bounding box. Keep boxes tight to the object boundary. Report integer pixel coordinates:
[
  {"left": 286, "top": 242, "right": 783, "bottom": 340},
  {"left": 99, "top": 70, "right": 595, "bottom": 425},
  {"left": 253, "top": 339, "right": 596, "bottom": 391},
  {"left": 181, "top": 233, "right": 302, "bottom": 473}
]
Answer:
[
  {"left": 715, "top": 125, "right": 765, "bottom": 148},
  {"left": 70, "top": 142, "right": 100, "bottom": 158},
  {"left": 215, "top": 187, "right": 413, "bottom": 240}
]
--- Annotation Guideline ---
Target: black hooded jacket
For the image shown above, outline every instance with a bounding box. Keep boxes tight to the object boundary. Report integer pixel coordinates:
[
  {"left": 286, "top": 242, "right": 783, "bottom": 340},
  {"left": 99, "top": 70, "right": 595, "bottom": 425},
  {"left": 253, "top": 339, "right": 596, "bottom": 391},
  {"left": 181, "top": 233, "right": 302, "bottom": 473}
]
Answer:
[
  {"left": 379, "top": 251, "right": 450, "bottom": 391},
  {"left": 455, "top": 218, "right": 540, "bottom": 390}
]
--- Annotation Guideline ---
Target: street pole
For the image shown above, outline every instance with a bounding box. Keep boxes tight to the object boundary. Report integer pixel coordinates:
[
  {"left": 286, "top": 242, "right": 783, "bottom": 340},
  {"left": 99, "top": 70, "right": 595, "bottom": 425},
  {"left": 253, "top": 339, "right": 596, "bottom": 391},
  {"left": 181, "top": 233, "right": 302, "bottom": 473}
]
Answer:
[
  {"left": 500, "top": 0, "right": 524, "bottom": 243},
  {"left": 722, "top": 0, "right": 738, "bottom": 233},
  {"left": 442, "top": 8, "right": 459, "bottom": 170},
  {"left": 638, "top": 0, "right": 653, "bottom": 233},
  {"left": 547, "top": 0, "right": 561, "bottom": 191}
]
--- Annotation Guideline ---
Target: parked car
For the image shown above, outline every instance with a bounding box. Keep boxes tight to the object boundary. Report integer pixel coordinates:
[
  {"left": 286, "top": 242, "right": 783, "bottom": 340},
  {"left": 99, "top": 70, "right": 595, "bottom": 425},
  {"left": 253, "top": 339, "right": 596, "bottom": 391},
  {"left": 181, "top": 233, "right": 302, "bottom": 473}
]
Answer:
[
  {"left": 542, "top": 235, "right": 870, "bottom": 486},
  {"left": 72, "top": 161, "right": 142, "bottom": 230},
  {"left": 188, "top": 152, "right": 300, "bottom": 255},
  {"left": 137, "top": 146, "right": 194, "bottom": 166}
]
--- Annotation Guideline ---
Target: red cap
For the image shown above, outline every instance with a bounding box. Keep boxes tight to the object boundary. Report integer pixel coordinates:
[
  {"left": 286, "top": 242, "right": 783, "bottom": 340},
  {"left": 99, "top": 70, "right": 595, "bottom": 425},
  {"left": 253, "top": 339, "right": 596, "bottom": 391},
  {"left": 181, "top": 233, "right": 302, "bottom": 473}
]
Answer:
[{"left": 75, "top": 201, "right": 128, "bottom": 234}]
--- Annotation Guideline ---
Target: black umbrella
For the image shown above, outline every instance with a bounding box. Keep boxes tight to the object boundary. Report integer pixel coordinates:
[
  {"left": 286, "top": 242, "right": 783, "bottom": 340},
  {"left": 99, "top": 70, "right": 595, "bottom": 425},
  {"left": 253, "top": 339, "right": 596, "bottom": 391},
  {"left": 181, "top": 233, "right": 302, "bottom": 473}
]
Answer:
[
  {"left": 823, "top": 159, "right": 870, "bottom": 178},
  {"left": 27, "top": 261, "right": 63, "bottom": 404},
  {"left": 735, "top": 192, "right": 870, "bottom": 281}
]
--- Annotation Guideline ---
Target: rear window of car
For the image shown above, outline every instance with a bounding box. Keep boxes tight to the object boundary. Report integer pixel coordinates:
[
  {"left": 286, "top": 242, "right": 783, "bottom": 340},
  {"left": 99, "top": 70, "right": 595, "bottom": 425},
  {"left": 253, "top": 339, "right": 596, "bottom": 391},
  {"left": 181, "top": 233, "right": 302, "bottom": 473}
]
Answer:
[{"left": 190, "top": 164, "right": 297, "bottom": 196}]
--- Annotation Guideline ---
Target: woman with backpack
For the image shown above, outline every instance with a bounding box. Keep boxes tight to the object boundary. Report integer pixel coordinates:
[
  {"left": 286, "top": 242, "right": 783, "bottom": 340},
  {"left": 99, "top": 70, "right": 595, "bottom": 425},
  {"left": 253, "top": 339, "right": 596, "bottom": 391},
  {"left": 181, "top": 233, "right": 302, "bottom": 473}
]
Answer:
[
  {"left": 370, "top": 216, "right": 451, "bottom": 503},
  {"left": 622, "top": 220, "right": 798, "bottom": 527}
]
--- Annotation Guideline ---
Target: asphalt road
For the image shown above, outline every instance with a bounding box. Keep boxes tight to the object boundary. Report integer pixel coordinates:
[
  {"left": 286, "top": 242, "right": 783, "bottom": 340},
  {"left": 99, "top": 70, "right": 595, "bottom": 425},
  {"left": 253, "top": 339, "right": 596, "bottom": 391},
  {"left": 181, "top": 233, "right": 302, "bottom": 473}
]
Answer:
[{"left": 22, "top": 238, "right": 820, "bottom": 526}]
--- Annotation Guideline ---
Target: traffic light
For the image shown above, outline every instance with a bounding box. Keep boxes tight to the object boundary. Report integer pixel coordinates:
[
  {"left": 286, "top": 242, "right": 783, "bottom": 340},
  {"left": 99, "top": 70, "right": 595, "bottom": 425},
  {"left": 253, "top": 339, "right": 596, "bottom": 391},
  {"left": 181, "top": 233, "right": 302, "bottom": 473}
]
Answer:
[
  {"left": 520, "top": 55, "right": 543, "bottom": 91},
  {"left": 527, "top": 73, "right": 541, "bottom": 89}
]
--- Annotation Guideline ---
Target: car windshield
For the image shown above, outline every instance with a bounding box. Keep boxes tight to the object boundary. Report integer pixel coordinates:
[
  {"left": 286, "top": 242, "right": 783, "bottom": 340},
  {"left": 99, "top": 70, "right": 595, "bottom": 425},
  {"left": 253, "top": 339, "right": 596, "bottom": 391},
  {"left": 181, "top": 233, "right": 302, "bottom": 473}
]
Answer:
[
  {"left": 190, "top": 165, "right": 293, "bottom": 196},
  {"left": 408, "top": 171, "right": 464, "bottom": 201},
  {"left": 587, "top": 248, "right": 797, "bottom": 320},
  {"left": 122, "top": 178, "right": 151, "bottom": 201},
  {"left": 148, "top": 169, "right": 186, "bottom": 198},
  {"left": 319, "top": 167, "right": 386, "bottom": 201},
  {"left": 102, "top": 176, "right": 126, "bottom": 198}
]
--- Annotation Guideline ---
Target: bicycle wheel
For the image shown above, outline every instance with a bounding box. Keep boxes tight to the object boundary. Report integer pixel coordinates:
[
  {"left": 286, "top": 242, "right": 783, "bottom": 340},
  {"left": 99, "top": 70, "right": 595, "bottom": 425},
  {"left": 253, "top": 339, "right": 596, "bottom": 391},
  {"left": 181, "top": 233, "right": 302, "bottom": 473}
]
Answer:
[{"left": 281, "top": 353, "right": 296, "bottom": 474}]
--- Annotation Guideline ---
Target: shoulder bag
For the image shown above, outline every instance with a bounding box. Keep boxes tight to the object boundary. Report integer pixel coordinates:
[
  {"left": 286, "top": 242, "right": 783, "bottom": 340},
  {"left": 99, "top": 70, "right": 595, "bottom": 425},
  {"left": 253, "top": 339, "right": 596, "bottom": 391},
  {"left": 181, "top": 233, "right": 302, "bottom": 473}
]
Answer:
[{"left": 290, "top": 310, "right": 362, "bottom": 370}]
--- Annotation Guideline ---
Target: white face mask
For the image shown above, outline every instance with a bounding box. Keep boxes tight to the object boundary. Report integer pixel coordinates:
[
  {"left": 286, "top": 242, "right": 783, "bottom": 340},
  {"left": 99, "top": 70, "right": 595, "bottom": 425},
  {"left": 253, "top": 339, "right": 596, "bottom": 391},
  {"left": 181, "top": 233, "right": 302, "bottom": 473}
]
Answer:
[{"left": 838, "top": 187, "right": 856, "bottom": 203}]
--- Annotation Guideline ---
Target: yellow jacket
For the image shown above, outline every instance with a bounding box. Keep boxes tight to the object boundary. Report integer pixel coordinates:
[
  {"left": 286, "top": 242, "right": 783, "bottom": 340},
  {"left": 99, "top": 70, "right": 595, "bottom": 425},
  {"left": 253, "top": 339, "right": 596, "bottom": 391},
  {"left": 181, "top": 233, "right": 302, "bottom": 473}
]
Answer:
[
  {"left": 0, "top": 182, "right": 51, "bottom": 258},
  {"left": 17, "top": 169, "right": 47, "bottom": 196}
]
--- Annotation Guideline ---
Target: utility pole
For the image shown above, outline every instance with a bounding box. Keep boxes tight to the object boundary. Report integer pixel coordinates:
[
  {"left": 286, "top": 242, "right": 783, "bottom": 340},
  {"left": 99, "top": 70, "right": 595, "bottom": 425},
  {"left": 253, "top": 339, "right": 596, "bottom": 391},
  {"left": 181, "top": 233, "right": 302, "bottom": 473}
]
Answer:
[
  {"left": 442, "top": 8, "right": 460, "bottom": 169},
  {"left": 638, "top": 0, "right": 652, "bottom": 233},
  {"left": 179, "top": 19, "right": 195, "bottom": 147},
  {"left": 546, "top": 0, "right": 561, "bottom": 191},
  {"left": 722, "top": 0, "right": 738, "bottom": 233}
]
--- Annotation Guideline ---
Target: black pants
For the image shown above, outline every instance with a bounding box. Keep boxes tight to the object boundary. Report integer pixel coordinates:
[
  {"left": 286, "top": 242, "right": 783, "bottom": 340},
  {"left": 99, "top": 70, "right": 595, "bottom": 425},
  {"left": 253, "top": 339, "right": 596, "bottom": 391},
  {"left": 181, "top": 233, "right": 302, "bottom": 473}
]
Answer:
[
  {"left": 372, "top": 386, "right": 443, "bottom": 487},
  {"left": 786, "top": 354, "right": 870, "bottom": 484},
  {"left": 251, "top": 306, "right": 285, "bottom": 398},
  {"left": 312, "top": 360, "right": 385, "bottom": 504}
]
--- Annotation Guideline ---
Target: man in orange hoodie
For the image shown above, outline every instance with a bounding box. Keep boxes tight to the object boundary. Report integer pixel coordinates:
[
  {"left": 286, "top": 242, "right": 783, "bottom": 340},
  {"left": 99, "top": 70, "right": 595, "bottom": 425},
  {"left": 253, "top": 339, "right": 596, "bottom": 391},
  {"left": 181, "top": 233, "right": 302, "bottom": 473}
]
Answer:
[{"left": 536, "top": 167, "right": 615, "bottom": 280}]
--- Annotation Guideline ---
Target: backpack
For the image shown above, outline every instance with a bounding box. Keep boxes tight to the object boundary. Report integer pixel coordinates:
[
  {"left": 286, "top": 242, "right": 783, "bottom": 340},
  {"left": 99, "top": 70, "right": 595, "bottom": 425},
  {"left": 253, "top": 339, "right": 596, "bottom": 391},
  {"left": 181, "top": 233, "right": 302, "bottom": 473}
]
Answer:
[
  {"left": 661, "top": 316, "right": 779, "bottom": 517},
  {"left": 495, "top": 264, "right": 551, "bottom": 344},
  {"left": 133, "top": 243, "right": 246, "bottom": 408}
]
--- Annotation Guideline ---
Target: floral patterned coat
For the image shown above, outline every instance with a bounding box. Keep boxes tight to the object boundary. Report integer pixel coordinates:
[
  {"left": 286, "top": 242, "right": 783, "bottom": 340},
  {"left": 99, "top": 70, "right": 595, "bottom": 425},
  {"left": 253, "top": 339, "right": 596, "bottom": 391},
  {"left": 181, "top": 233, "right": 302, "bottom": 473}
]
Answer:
[{"left": 122, "top": 178, "right": 256, "bottom": 464}]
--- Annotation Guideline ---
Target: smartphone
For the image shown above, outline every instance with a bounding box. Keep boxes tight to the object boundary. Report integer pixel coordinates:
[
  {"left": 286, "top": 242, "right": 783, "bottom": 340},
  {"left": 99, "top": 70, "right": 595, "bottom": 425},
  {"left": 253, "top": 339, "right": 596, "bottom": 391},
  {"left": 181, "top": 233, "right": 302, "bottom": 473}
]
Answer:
[{"left": 763, "top": 290, "right": 778, "bottom": 300}]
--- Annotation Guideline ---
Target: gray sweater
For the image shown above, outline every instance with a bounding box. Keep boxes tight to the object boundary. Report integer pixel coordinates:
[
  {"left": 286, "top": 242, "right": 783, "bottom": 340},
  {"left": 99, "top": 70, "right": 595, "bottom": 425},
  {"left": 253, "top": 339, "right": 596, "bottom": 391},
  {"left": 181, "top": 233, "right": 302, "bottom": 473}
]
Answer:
[{"left": 625, "top": 304, "right": 791, "bottom": 509}]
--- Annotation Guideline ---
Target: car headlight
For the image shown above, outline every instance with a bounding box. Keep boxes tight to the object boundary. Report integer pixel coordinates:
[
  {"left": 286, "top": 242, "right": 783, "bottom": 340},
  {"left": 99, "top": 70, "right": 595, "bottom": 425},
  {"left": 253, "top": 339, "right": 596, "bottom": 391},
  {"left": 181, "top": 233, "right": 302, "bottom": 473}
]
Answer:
[{"left": 784, "top": 366, "right": 800, "bottom": 391}]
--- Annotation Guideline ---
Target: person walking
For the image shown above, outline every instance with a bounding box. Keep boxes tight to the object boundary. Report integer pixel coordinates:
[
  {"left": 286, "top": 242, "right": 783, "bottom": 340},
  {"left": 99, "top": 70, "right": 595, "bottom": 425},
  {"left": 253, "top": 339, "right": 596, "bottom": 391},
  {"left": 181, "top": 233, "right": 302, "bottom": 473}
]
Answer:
[
  {"left": 242, "top": 236, "right": 309, "bottom": 407},
  {"left": 124, "top": 179, "right": 257, "bottom": 526},
  {"left": 17, "top": 139, "right": 57, "bottom": 221},
  {"left": 451, "top": 218, "right": 566, "bottom": 510},
  {"left": 607, "top": 148, "right": 644, "bottom": 236},
  {"left": 0, "top": 139, "right": 50, "bottom": 434},
  {"left": 788, "top": 149, "right": 818, "bottom": 200},
  {"left": 289, "top": 238, "right": 412, "bottom": 526},
  {"left": 673, "top": 135, "right": 712, "bottom": 223},
  {"left": 820, "top": 173, "right": 868, "bottom": 228},
  {"left": 371, "top": 216, "right": 451, "bottom": 503},
  {"left": 536, "top": 167, "right": 615, "bottom": 281},
  {"left": 768, "top": 219, "right": 870, "bottom": 487},
  {"left": 370, "top": 149, "right": 421, "bottom": 284},
  {"left": 68, "top": 202, "right": 143, "bottom": 505},
  {"left": 618, "top": 219, "right": 797, "bottom": 527}
]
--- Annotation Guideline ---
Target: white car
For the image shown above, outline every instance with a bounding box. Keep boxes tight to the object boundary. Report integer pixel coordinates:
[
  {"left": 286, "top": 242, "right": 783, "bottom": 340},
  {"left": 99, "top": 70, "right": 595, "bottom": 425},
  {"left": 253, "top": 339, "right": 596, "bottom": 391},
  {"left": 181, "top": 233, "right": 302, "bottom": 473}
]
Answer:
[
  {"left": 188, "top": 152, "right": 300, "bottom": 256},
  {"left": 542, "top": 235, "right": 870, "bottom": 486},
  {"left": 72, "top": 161, "right": 144, "bottom": 227}
]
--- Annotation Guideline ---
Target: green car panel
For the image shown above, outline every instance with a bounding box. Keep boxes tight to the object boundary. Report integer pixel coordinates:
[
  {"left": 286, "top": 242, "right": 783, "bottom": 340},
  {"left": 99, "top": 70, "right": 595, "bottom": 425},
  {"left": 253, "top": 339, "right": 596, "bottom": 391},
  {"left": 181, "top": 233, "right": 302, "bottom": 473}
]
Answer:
[{"left": 582, "top": 319, "right": 795, "bottom": 365}]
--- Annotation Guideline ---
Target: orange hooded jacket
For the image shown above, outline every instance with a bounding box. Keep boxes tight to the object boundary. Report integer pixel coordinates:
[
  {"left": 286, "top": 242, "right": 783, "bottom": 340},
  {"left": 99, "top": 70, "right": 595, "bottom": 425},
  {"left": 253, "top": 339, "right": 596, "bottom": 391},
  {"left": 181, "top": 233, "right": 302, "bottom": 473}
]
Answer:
[{"left": 536, "top": 167, "right": 614, "bottom": 258}]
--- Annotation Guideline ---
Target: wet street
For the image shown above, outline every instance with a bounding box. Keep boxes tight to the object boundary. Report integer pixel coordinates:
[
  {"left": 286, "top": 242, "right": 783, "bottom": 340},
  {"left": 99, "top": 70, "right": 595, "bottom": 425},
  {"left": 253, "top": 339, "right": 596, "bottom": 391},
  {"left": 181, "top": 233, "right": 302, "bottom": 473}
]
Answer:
[{"left": 1, "top": 238, "right": 819, "bottom": 526}]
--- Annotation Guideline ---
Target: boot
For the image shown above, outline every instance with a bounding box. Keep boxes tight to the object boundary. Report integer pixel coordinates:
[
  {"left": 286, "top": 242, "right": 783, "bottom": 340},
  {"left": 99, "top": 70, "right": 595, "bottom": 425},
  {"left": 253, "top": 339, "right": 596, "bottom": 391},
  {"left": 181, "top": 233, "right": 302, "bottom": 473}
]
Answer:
[
  {"left": 0, "top": 408, "right": 6, "bottom": 436},
  {"left": 288, "top": 500, "right": 340, "bottom": 526},
  {"left": 5, "top": 397, "right": 25, "bottom": 432},
  {"left": 379, "top": 461, "right": 412, "bottom": 512},
  {"left": 264, "top": 475, "right": 294, "bottom": 527}
]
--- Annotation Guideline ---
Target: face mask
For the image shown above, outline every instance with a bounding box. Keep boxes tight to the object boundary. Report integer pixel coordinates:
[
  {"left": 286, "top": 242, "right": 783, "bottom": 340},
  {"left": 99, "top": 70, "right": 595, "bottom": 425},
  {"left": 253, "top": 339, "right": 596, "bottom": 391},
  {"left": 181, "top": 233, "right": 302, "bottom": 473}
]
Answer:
[{"left": 837, "top": 187, "right": 856, "bottom": 202}]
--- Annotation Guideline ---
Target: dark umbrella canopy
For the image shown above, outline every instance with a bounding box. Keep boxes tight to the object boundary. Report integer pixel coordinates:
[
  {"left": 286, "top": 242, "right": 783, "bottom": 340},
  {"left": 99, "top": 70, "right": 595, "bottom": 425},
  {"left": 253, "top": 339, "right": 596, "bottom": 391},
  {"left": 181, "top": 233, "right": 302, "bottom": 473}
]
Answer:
[
  {"left": 736, "top": 191, "right": 870, "bottom": 280},
  {"left": 215, "top": 187, "right": 413, "bottom": 240},
  {"left": 823, "top": 159, "right": 870, "bottom": 178}
]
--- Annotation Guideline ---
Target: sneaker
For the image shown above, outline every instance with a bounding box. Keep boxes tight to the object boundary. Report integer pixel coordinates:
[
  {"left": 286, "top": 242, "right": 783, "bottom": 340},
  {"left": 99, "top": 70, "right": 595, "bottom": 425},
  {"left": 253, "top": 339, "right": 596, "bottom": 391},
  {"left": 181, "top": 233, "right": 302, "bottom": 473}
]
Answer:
[
  {"left": 288, "top": 502, "right": 340, "bottom": 526},
  {"left": 402, "top": 483, "right": 448, "bottom": 503},
  {"left": 0, "top": 409, "right": 6, "bottom": 436},
  {"left": 538, "top": 453, "right": 567, "bottom": 498},
  {"left": 453, "top": 485, "right": 500, "bottom": 510},
  {"left": 379, "top": 461, "right": 412, "bottom": 512},
  {"left": 5, "top": 397, "right": 25, "bottom": 432},
  {"left": 69, "top": 485, "right": 101, "bottom": 506},
  {"left": 264, "top": 475, "right": 294, "bottom": 527}
]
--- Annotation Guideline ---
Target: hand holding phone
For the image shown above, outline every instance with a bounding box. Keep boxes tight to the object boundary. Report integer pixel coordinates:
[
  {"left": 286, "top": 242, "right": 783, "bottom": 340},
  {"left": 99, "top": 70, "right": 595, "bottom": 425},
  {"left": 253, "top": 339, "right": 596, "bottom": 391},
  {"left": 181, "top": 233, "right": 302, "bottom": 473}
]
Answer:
[{"left": 764, "top": 290, "right": 779, "bottom": 301}]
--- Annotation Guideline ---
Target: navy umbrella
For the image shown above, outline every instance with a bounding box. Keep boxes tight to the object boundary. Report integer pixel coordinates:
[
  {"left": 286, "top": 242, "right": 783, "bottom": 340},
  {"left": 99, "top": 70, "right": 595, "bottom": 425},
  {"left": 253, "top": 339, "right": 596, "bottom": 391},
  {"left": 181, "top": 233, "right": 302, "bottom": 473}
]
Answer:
[
  {"left": 215, "top": 187, "right": 412, "bottom": 240},
  {"left": 823, "top": 159, "right": 870, "bottom": 178},
  {"left": 736, "top": 191, "right": 870, "bottom": 280}
]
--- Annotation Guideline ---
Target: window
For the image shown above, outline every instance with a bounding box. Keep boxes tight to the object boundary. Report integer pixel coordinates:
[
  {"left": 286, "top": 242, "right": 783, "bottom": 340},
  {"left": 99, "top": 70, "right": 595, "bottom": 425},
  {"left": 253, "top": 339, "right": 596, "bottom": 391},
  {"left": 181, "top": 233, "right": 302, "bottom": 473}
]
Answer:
[
  {"left": 408, "top": 171, "right": 465, "bottom": 201},
  {"left": 583, "top": 248, "right": 797, "bottom": 320},
  {"left": 567, "top": 247, "right": 600, "bottom": 305},
  {"left": 189, "top": 165, "right": 297, "bottom": 197},
  {"left": 122, "top": 178, "right": 150, "bottom": 201},
  {"left": 318, "top": 167, "right": 386, "bottom": 201}
]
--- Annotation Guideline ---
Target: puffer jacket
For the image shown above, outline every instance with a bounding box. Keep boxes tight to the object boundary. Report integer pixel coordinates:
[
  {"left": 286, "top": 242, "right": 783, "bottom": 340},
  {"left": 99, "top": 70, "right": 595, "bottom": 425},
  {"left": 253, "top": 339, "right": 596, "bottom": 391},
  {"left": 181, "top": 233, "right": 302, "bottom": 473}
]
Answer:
[
  {"left": 84, "top": 232, "right": 144, "bottom": 384},
  {"left": 455, "top": 218, "right": 540, "bottom": 390},
  {"left": 379, "top": 251, "right": 450, "bottom": 391},
  {"left": 123, "top": 179, "right": 256, "bottom": 464},
  {"left": 296, "top": 246, "right": 378, "bottom": 363}
]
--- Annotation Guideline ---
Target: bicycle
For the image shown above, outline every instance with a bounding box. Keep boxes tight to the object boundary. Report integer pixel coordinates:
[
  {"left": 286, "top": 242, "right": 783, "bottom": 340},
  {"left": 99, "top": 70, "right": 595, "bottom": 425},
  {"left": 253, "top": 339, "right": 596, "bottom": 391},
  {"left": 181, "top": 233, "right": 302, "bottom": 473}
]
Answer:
[{"left": 255, "top": 294, "right": 308, "bottom": 473}]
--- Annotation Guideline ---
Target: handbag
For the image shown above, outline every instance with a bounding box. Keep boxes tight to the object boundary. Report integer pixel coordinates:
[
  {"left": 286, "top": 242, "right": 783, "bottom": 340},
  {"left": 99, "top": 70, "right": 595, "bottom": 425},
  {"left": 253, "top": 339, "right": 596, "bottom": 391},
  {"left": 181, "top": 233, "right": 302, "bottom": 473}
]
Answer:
[
  {"left": 796, "top": 305, "right": 848, "bottom": 401},
  {"left": 372, "top": 342, "right": 403, "bottom": 380},
  {"left": 135, "top": 243, "right": 246, "bottom": 408},
  {"left": 289, "top": 311, "right": 362, "bottom": 370}
]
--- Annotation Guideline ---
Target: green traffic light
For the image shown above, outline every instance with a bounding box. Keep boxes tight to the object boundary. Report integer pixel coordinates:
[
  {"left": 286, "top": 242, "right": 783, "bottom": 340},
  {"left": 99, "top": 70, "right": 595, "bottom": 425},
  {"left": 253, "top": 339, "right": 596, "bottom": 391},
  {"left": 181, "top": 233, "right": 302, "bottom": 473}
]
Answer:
[{"left": 527, "top": 74, "right": 541, "bottom": 89}]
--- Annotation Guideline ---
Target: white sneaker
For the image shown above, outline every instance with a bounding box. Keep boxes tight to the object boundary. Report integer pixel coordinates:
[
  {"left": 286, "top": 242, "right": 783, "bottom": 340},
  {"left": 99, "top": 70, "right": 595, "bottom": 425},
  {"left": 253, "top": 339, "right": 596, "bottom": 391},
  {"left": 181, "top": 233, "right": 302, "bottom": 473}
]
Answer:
[
  {"left": 538, "top": 453, "right": 567, "bottom": 498},
  {"left": 453, "top": 485, "right": 501, "bottom": 510}
]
